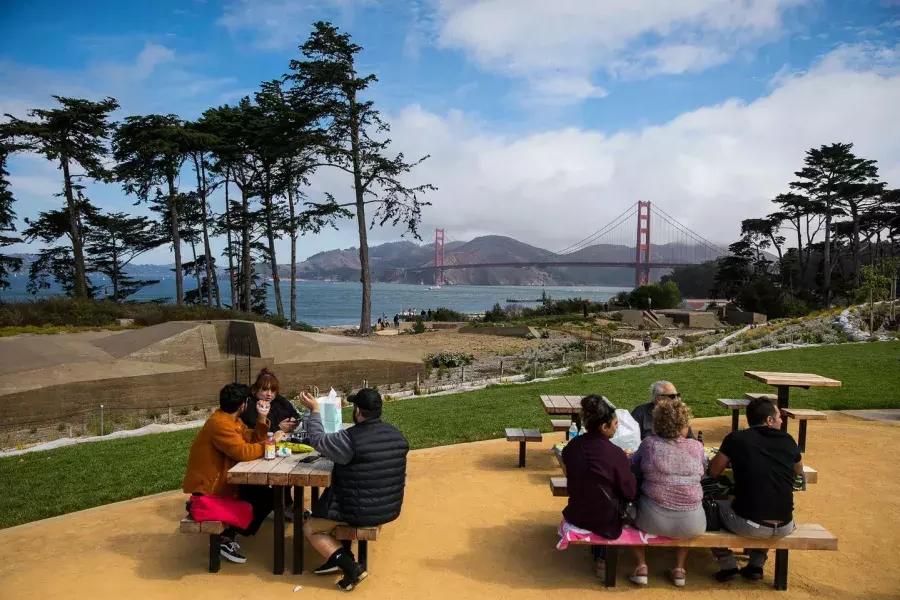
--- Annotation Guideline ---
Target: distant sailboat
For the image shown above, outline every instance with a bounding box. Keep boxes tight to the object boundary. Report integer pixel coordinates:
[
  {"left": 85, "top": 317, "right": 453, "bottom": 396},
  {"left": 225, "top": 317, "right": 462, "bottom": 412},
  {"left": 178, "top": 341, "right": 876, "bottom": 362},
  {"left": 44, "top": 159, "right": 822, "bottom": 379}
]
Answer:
[{"left": 427, "top": 285, "right": 442, "bottom": 290}]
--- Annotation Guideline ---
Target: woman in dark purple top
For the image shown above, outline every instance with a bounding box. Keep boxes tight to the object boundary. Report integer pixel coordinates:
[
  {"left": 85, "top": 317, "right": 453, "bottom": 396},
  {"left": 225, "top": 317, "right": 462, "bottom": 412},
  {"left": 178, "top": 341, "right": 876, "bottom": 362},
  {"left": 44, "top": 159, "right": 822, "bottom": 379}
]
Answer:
[{"left": 562, "top": 395, "right": 637, "bottom": 579}]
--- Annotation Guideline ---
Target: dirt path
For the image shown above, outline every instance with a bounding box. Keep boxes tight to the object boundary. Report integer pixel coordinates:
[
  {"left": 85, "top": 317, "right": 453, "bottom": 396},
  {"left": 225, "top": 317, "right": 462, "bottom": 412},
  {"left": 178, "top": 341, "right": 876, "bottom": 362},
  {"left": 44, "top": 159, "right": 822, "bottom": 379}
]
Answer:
[{"left": 1, "top": 413, "right": 897, "bottom": 599}]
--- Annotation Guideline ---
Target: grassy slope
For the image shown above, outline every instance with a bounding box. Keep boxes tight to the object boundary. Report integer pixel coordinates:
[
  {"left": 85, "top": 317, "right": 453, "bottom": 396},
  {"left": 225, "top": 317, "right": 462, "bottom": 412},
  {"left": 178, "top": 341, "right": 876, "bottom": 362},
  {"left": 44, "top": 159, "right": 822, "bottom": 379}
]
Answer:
[{"left": 2, "top": 342, "right": 897, "bottom": 529}]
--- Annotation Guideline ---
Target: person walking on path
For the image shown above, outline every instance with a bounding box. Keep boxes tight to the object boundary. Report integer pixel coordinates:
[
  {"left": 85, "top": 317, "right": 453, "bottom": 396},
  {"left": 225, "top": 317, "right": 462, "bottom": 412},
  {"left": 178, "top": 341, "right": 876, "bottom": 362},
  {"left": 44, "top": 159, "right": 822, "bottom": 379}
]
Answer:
[
  {"left": 642, "top": 332, "right": 652, "bottom": 353},
  {"left": 297, "top": 388, "right": 410, "bottom": 592},
  {"left": 708, "top": 398, "right": 803, "bottom": 583}
]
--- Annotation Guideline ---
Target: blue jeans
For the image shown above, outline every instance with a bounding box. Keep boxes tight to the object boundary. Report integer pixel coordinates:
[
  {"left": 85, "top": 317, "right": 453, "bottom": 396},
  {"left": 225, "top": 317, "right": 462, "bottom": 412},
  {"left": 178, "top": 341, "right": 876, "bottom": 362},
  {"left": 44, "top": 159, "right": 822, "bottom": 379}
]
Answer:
[{"left": 711, "top": 499, "right": 795, "bottom": 569}]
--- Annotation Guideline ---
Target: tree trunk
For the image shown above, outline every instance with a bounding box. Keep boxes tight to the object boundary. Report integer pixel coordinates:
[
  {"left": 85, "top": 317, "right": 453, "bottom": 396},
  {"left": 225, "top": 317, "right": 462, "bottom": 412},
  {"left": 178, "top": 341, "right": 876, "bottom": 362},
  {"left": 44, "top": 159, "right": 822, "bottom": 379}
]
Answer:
[
  {"left": 111, "top": 239, "right": 120, "bottom": 301},
  {"left": 224, "top": 170, "right": 237, "bottom": 309},
  {"left": 823, "top": 207, "right": 832, "bottom": 307},
  {"left": 194, "top": 154, "right": 217, "bottom": 307},
  {"left": 241, "top": 188, "right": 251, "bottom": 313},
  {"left": 349, "top": 92, "right": 372, "bottom": 335},
  {"left": 167, "top": 172, "right": 184, "bottom": 305},
  {"left": 190, "top": 239, "right": 202, "bottom": 299},
  {"left": 60, "top": 157, "right": 88, "bottom": 298},
  {"left": 850, "top": 204, "right": 861, "bottom": 287},
  {"left": 287, "top": 185, "right": 297, "bottom": 326},
  {"left": 795, "top": 217, "right": 804, "bottom": 291},
  {"left": 262, "top": 175, "right": 284, "bottom": 318}
]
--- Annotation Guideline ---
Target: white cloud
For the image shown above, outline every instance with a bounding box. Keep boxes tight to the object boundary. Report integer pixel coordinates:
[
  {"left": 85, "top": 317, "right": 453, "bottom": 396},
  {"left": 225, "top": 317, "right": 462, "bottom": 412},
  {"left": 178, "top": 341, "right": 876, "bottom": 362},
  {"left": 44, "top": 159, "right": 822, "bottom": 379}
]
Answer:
[
  {"left": 375, "top": 43, "right": 900, "bottom": 251},
  {"left": 217, "top": 0, "right": 372, "bottom": 50},
  {"left": 435, "top": 0, "right": 807, "bottom": 100}
]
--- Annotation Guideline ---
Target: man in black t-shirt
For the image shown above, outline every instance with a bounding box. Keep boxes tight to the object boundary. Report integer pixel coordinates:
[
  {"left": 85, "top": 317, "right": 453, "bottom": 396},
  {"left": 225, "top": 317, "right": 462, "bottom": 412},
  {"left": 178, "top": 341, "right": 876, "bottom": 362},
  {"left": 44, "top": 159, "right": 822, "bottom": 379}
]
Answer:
[{"left": 708, "top": 398, "right": 803, "bottom": 582}]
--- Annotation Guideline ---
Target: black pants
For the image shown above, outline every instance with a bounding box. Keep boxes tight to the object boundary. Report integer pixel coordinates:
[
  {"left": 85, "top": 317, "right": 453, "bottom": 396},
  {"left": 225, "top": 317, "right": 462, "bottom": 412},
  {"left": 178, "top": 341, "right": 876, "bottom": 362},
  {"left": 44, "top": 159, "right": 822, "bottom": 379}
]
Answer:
[{"left": 222, "top": 485, "right": 275, "bottom": 539}]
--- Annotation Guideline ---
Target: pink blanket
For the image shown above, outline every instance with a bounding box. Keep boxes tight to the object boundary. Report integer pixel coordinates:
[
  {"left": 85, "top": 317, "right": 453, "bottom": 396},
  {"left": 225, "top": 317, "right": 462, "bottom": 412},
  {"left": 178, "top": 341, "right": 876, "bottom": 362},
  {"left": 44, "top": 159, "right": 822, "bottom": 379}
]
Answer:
[{"left": 556, "top": 519, "right": 673, "bottom": 550}]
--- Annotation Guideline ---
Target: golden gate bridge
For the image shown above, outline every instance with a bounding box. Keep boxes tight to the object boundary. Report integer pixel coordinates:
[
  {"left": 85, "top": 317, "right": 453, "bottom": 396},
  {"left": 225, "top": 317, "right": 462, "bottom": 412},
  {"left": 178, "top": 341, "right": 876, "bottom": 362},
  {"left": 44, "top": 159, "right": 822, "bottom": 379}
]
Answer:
[{"left": 406, "top": 201, "right": 728, "bottom": 286}]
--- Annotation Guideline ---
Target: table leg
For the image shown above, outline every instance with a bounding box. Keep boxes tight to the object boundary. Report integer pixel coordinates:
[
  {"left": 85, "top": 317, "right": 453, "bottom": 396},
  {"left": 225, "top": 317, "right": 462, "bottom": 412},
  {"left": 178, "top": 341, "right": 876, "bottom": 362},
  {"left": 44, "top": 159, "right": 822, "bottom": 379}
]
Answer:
[
  {"left": 604, "top": 546, "right": 618, "bottom": 588},
  {"left": 273, "top": 485, "right": 285, "bottom": 575},
  {"left": 518, "top": 441, "right": 526, "bottom": 468},
  {"left": 572, "top": 413, "right": 582, "bottom": 431},
  {"left": 774, "top": 549, "right": 789, "bottom": 590},
  {"left": 777, "top": 386, "right": 790, "bottom": 432},
  {"left": 731, "top": 409, "right": 740, "bottom": 432},
  {"left": 798, "top": 420, "right": 808, "bottom": 453},
  {"left": 293, "top": 486, "right": 304, "bottom": 574},
  {"left": 311, "top": 487, "right": 320, "bottom": 506}
]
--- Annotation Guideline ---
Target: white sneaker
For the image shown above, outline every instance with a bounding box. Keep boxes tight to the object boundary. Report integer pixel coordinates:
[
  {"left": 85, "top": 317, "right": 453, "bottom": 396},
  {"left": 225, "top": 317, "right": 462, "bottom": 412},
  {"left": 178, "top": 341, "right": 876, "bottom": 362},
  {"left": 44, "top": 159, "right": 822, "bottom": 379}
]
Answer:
[{"left": 219, "top": 540, "right": 247, "bottom": 564}]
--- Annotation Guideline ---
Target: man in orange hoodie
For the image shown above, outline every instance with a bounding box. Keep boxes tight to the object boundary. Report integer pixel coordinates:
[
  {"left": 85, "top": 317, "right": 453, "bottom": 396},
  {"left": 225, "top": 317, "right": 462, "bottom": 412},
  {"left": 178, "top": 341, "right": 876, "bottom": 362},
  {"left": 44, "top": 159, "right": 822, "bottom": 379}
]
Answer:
[{"left": 182, "top": 383, "right": 286, "bottom": 563}]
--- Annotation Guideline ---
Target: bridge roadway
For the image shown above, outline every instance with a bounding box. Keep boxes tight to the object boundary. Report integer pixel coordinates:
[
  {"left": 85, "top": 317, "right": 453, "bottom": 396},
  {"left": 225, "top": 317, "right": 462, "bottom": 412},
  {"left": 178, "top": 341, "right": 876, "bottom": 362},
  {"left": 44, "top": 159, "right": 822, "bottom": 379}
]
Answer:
[{"left": 404, "top": 260, "right": 696, "bottom": 271}]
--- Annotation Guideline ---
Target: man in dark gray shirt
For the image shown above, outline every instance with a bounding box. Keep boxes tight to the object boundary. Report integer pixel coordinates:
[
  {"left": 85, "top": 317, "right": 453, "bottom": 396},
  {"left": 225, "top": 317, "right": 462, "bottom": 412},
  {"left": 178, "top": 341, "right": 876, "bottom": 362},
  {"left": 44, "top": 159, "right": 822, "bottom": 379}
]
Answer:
[
  {"left": 631, "top": 380, "right": 693, "bottom": 439},
  {"left": 298, "top": 388, "right": 409, "bottom": 592}
]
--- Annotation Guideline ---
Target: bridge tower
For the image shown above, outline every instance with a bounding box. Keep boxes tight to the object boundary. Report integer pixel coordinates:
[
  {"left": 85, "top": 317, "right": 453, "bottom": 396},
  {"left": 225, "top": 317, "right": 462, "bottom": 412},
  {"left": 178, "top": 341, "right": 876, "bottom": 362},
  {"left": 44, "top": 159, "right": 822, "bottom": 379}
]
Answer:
[
  {"left": 634, "top": 201, "right": 651, "bottom": 287},
  {"left": 434, "top": 228, "right": 445, "bottom": 285}
]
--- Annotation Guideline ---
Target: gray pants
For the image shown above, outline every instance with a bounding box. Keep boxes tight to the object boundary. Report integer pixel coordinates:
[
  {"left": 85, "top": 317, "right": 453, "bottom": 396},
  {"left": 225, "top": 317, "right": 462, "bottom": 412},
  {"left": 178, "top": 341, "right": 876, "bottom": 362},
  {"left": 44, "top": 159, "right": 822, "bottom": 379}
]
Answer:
[{"left": 711, "top": 500, "right": 795, "bottom": 570}]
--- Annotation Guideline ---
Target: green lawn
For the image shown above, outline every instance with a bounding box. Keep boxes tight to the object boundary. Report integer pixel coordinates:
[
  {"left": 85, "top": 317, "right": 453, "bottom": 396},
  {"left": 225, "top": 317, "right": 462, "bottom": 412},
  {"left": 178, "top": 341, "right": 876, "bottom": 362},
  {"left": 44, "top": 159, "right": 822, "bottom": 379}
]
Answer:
[{"left": 2, "top": 341, "right": 897, "bottom": 529}]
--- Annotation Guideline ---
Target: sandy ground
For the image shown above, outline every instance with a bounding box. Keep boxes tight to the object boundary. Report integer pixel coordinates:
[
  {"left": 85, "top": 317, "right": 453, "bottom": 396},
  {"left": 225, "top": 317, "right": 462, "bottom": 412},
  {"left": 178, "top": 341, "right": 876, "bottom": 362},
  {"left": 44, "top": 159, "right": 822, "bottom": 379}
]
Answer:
[
  {"left": 1, "top": 413, "right": 898, "bottom": 600},
  {"left": 359, "top": 328, "right": 541, "bottom": 359}
]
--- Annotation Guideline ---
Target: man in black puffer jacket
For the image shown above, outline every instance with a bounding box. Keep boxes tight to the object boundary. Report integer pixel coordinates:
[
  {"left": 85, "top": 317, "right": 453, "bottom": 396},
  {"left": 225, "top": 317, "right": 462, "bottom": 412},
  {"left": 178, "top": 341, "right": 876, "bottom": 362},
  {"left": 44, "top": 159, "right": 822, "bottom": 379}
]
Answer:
[{"left": 298, "top": 388, "right": 409, "bottom": 592}]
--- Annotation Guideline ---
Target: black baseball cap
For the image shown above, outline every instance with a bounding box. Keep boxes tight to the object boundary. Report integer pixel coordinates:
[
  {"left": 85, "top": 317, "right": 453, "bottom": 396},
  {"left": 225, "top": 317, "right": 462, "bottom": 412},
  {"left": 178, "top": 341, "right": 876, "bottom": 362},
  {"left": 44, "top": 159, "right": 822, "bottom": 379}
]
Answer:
[{"left": 349, "top": 388, "right": 382, "bottom": 412}]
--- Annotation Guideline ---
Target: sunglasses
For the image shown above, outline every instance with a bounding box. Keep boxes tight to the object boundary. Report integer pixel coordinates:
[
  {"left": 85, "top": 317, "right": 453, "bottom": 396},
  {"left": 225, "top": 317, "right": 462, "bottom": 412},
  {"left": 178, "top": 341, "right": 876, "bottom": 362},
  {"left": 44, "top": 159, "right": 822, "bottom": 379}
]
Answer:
[{"left": 657, "top": 392, "right": 682, "bottom": 399}]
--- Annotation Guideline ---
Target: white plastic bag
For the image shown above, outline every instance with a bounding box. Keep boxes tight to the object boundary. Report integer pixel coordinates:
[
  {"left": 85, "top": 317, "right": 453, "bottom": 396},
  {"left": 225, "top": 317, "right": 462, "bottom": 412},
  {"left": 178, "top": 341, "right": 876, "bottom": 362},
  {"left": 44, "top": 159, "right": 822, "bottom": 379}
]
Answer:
[
  {"left": 610, "top": 409, "right": 640, "bottom": 453},
  {"left": 317, "top": 388, "right": 343, "bottom": 434}
]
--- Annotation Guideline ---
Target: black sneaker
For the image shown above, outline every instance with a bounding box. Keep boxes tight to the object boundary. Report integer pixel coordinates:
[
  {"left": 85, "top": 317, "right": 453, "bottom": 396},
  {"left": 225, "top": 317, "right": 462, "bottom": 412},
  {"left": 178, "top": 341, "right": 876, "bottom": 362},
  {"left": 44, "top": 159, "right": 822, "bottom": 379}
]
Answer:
[
  {"left": 740, "top": 565, "right": 764, "bottom": 580},
  {"left": 219, "top": 540, "right": 247, "bottom": 564},
  {"left": 714, "top": 568, "right": 739, "bottom": 582},
  {"left": 336, "top": 565, "right": 368, "bottom": 592},
  {"left": 313, "top": 556, "right": 342, "bottom": 575}
]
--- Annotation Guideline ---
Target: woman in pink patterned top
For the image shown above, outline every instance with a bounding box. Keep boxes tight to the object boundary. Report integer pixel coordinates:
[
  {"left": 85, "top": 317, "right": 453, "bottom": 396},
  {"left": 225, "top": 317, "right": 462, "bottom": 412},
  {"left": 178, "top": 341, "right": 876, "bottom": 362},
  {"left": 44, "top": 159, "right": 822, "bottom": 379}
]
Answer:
[{"left": 628, "top": 398, "right": 706, "bottom": 587}]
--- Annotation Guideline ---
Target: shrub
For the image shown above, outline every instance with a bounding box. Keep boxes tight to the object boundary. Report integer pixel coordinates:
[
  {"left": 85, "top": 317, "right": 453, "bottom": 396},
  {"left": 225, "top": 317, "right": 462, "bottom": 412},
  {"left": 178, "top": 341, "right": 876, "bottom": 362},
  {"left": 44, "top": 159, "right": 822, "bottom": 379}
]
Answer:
[
  {"left": 482, "top": 303, "right": 507, "bottom": 323},
  {"left": 429, "top": 307, "right": 468, "bottom": 322},
  {"left": 425, "top": 352, "right": 474, "bottom": 369},
  {"left": 412, "top": 318, "right": 426, "bottom": 334}
]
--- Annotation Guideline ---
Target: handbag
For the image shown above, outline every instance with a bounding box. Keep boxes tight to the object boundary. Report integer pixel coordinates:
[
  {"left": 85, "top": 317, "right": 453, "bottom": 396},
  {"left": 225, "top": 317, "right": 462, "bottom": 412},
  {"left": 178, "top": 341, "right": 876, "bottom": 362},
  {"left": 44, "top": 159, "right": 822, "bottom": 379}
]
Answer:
[{"left": 700, "top": 475, "right": 732, "bottom": 532}]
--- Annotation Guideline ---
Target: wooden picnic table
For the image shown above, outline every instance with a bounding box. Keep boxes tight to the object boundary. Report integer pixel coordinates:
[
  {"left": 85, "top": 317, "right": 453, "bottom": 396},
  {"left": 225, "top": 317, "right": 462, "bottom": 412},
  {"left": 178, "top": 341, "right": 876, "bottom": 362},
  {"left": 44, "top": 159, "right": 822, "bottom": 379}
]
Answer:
[
  {"left": 743, "top": 371, "right": 840, "bottom": 432},
  {"left": 539, "top": 395, "right": 583, "bottom": 429},
  {"left": 227, "top": 452, "right": 333, "bottom": 575}
]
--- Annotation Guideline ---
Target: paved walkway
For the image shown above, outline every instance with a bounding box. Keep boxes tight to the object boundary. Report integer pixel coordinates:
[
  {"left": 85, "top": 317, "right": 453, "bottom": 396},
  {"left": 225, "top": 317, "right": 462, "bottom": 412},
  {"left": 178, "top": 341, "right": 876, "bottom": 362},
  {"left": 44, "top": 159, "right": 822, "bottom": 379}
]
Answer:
[{"left": 2, "top": 414, "right": 898, "bottom": 599}]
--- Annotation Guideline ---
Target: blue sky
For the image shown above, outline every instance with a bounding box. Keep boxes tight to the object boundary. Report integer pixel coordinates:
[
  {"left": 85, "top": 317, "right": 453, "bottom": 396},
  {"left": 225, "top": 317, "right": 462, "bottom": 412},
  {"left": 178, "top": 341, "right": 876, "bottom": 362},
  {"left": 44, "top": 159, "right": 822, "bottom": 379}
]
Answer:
[{"left": 2, "top": 0, "right": 899, "bottom": 264}]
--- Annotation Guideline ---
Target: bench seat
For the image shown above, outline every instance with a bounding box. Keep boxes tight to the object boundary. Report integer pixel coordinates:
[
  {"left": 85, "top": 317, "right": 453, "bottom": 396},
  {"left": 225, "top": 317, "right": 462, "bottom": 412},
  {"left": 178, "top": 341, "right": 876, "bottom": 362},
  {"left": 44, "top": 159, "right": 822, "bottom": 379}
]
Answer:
[
  {"left": 745, "top": 392, "right": 778, "bottom": 401},
  {"left": 180, "top": 517, "right": 226, "bottom": 572},
  {"left": 783, "top": 409, "right": 827, "bottom": 452},
  {"left": 550, "top": 419, "right": 572, "bottom": 434},
  {"left": 565, "top": 523, "right": 837, "bottom": 590},
  {"left": 718, "top": 398, "right": 750, "bottom": 431},
  {"left": 505, "top": 427, "right": 542, "bottom": 468},
  {"left": 335, "top": 526, "right": 380, "bottom": 570}
]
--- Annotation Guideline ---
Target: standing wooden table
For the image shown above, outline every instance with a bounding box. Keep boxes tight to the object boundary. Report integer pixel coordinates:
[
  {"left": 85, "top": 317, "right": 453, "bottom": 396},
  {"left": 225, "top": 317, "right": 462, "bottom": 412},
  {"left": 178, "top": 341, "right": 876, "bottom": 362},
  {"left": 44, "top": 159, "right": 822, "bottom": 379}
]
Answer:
[
  {"left": 227, "top": 452, "right": 333, "bottom": 575},
  {"left": 539, "top": 395, "right": 583, "bottom": 429},
  {"left": 743, "top": 371, "right": 841, "bottom": 432}
]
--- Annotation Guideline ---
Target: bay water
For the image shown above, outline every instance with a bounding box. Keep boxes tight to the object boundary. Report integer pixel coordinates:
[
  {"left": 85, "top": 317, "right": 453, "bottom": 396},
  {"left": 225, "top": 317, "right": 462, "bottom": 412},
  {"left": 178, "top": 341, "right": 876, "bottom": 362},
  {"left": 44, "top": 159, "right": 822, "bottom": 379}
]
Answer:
[{"left": 2, "top": 275, "right": 628, "bottom": 327}]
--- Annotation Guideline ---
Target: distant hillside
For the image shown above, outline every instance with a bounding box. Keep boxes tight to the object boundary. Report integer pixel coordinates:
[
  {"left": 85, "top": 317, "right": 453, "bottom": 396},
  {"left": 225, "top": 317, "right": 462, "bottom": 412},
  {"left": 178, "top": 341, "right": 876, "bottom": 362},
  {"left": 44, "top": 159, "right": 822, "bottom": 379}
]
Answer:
[
  {"left": 290, "top": 236, "right": 724, "bottom": 286},
  {"left": 9, "top": 235, "right": 724, "bottom": 288}
]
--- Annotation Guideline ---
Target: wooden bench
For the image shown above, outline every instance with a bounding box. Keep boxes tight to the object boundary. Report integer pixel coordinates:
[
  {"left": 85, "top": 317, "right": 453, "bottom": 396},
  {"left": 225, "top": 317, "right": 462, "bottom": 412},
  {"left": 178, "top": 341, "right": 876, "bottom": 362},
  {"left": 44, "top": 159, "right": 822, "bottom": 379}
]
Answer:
[
  {"left": 745, "top": 392, "right": 778, "bottom": 401},
  {"left": 180, "top": 517, "right": 226, "bottom": 572},
  {"left": 551, "top": 419, "right": 572, "bottom": 439},
  {"left": 717, "top": 398, "right": 750, "bottom": 432},
  {"left": 783, "top": 408, "right": 827, "bottom": 452},
  {"left": 505, "top": 428, "right": 542, "bottom": 467},
  {"left": 335, "top": 525, "right": 379, "bottom": 570},
  {"left": 564, "top": 523, "right": 837, "bottom": 590}
]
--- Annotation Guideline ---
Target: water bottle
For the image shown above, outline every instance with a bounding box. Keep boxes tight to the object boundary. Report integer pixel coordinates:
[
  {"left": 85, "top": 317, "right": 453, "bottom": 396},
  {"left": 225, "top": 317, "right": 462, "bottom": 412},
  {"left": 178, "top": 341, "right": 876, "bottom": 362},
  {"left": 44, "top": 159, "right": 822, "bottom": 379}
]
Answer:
[
  {"left": 568, "top": 422, "right": 579, "bottom": 440},
  {"left": 264, "top": 432, "right": 276, "bottom": 460}
]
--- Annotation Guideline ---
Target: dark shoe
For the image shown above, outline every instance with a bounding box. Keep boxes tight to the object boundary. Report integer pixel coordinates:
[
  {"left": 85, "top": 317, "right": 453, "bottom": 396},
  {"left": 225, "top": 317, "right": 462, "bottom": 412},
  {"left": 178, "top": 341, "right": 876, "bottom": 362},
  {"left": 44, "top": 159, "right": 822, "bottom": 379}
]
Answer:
[
  {"left": 313, "top": 555, "right": 342, "bottom": 575},
  {"left": 715, "top": 568, "right": 739, "bottom": 582},
  {"left": 740, "top": 565, "right": 764, "bottom": 580},
  {"left": 219, "top": 540, "right": 247, "bottom": 564},
  {"left": 336, "top": 565, "right": 368, "bottom": 592}
]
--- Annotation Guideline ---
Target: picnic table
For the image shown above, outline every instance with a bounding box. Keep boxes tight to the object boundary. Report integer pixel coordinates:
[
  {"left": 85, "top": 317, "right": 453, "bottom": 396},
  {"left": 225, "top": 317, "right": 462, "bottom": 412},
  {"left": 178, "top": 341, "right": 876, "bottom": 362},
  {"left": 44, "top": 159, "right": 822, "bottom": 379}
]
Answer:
[
  {"left": 743, "top": 371, "right": 841, "bottom": 432},
  {"left": 539, "top": 395, "right": 583, "bottom": 429},
  {"left": 227, "top": 452, "right": 333, "bottom": 575}
]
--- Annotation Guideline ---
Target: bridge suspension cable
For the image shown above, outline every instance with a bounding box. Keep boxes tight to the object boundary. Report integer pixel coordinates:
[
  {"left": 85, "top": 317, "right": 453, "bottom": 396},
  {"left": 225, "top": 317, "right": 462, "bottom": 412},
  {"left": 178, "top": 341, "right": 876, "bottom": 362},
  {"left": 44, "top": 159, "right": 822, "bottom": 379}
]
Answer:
[{"left": 555, "top": 202, "right": 639, "bottom": 255}]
